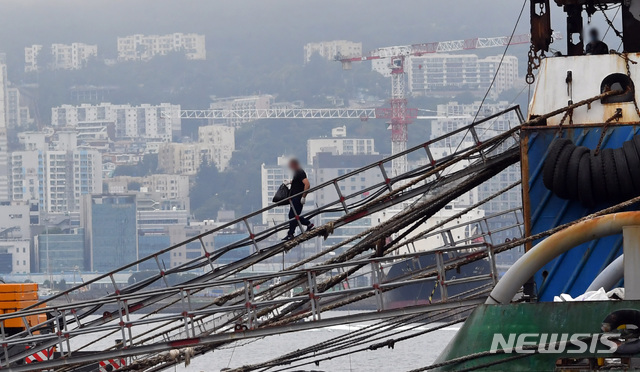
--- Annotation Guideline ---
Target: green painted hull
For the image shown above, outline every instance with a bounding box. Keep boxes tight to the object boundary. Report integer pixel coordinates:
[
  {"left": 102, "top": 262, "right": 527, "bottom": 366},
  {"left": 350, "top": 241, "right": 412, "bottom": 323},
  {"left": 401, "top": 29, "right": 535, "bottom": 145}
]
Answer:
[{"left": 435, "top": 300, "right": 640, "bottom": 371}]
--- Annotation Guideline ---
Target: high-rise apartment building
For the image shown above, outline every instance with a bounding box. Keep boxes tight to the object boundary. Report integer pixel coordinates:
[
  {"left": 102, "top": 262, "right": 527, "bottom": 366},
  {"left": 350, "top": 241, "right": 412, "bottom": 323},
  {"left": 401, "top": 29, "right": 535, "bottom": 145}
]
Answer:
[
  {"left": 304, "top": 40, "right": 362, "bottom": 64},
  {"left": 405, "top": 54, "right": 519, "bottom": 97},
  {"left": 51, "top": 103, "right": 181, "bottom": 142},
  {"left": 197, "top": 125, "right": 235, "bottom": 170},
  {"left": 158, "top": 124, "right": 235, "bottom": 174},
  {"left": 0, "top": 59, "right": 10, "bottom": 201},
  {"left": 307, "top": 126, "right": 377, "bottom": 165},
  {"left": 117, "top": 33, "right": 206, "bottom": 61},
  {"left": 24, "top": 45, "right": 43, "bottom": 72},
  {"left": 312, "top": 153, "right": 384, "bottom": 252},
  {"left": 6, "top": 86, "right": 34, "bottom": 129},
  {"left": 10, "top": 150, "right": 102, "bottom": 212},
  {"left": 260, "top": 156, "right": 291, "bottom": 226},
  {"left": 24, "top": 43, "right": 97, "bottom": 71},
  {"left": 432, "top": 101, "right": 522, "bottom": 262}
]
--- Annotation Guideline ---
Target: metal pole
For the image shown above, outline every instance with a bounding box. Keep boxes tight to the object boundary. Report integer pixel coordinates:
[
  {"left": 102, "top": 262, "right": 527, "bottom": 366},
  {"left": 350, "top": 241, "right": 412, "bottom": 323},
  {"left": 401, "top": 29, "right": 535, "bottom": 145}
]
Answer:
[
  {"left": 624, "top": 226, "right": 640, "bottom": 300},
  {"left": 46, "top": 222, "right": 50, "bottom": 286}
]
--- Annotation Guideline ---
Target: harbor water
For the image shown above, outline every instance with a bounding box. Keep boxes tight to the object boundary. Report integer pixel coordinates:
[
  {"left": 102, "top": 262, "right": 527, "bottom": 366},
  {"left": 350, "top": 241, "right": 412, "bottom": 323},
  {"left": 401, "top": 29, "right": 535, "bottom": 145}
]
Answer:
[{"left": 70, "top": 312, "right": 459, "bottom": 372}]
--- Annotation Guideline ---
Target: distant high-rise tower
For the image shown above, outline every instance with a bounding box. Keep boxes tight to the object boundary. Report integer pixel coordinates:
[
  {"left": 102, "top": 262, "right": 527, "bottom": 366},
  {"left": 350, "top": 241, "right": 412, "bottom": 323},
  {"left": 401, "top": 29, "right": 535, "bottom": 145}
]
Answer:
[{"left": 0, "top": 56, "right": 11, "bottom": 201}]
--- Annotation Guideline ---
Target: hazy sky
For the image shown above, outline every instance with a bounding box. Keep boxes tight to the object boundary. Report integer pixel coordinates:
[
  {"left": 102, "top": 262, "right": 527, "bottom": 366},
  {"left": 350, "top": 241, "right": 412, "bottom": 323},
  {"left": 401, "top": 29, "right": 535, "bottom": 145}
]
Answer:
[
  {"left": 0, "top": 2, "right": 578, "bottom": 61},
  {"left": 0, "top": 1, "right": 618, "bottom": 74}
]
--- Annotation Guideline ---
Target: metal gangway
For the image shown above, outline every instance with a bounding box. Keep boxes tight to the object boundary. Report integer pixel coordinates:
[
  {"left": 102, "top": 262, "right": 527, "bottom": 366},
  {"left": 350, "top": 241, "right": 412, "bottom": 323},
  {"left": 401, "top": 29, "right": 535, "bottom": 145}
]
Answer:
[{"left": 0, "top": 106, "right": 525, "bottom": 371}]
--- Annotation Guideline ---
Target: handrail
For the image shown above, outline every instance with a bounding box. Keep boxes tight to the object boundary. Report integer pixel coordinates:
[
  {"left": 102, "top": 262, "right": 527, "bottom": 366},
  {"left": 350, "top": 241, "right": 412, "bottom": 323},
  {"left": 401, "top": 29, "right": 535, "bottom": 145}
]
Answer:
[{"left": 31, "top": 105, "right": 523, "bottom": 307}]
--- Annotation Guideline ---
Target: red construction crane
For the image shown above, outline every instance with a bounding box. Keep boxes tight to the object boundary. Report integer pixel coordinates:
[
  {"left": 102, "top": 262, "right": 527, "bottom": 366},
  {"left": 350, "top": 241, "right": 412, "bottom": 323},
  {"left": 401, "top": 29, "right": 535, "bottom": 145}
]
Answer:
[{"left": 336, "top": 32, "right": 561, "bottom": 175}]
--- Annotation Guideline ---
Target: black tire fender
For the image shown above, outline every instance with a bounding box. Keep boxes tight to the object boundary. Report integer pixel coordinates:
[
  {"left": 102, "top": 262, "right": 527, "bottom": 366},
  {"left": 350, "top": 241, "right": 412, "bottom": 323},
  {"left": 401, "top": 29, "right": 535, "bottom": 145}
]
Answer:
[
  {"left": 625, "top": 139, "right": 640, "bottom": 192},
  {"left": 552, "top": 144, "right": 576, "bottom": 199},
  {"left": 613, "top": 147, "right": 635, "bottom": 200},
  {"left": 601, "top": 148, "right": 621, "bottom": 202},
  {"left": 543, "top": 138, "right": 572, "bottom": 191},
  {"left": 577, "top": 152, "right": 595, "bottom": 208},
  {"left": 566, "top": 146, "right": 589, "bottom": 197},
  {"left": 590, "top": 152, "right": 607, "bottom": 203}
]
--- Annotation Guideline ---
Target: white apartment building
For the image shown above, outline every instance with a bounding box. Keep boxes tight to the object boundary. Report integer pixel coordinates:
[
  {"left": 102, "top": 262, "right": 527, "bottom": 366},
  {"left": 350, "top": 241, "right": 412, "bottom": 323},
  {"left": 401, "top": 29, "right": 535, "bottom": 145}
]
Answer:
[
  {"left": 117, "top": 33, "right": 206, "bottom": 61},
  {"left": 312, "top": 153, "right": 384, "bottom": 253},
  {"left": 10, "top": 150, "right": 102, "bottom": 212},
  {"left": 198, "top": 125, "right": 235, "bottom": 171},
  {"left": 432, "top": 101, "right": 522, "bottom": 252},
  {"left": 51, "top": 103, "right": 181, "bottom": 142},
  {"left": 24, "top": 45, "right": 43, "bottom": 72},
  {"left": 0, "top": 60, "right": 10, "bottom": 201},
  {"left": 105, "top": 174, "right": 190, "bottom": 200},
  {"left": 304, "top": 40, "right": 362, "bottom": 64},
  {"left": 307, "top": 126, "right": 377, "bottom": 165},
  {"left": 24, "top": 43, "right": 97, "bottom": 71},
  {"left": 260, "top": 156, "right": 293, "bottom": 226},
  {"left": 6, "top": 86, "right": 34, "bottom": 129},
  {"left": 406, "top": 54, "right": 519, "bottom": 98},
  {"left": 0, "top": 202, "right": 32, "bottom": 274},
  {"left": 157, "top": 140, "right": 234, "bottom": 175}
]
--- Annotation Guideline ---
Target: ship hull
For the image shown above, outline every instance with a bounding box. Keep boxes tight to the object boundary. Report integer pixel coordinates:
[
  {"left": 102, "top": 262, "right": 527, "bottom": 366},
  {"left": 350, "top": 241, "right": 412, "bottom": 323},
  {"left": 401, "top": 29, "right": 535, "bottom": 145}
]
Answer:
[{"left": 383, "top": 252, "right": 493, "bottom": 309}]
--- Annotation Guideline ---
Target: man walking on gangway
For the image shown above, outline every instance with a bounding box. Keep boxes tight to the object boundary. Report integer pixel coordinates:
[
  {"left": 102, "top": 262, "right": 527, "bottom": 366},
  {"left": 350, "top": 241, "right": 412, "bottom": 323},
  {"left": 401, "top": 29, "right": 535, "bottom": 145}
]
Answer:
[{"left": 283, "top": 158, "right": 314, "bottom": 241}]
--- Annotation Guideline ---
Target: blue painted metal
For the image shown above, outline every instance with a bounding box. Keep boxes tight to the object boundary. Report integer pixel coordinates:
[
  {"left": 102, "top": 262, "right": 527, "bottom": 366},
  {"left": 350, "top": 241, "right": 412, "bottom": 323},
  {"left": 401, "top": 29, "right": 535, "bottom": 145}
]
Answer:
[{"left": 524, "top": 124, "right": 640, "bottom": 301}]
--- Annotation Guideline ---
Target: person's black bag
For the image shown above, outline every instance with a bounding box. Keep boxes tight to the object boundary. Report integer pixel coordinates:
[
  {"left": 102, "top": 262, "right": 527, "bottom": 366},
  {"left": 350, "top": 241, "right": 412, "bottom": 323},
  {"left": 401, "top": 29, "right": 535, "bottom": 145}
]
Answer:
[{"left": 272, "top": 183, "right": 290, "bottom": 206}]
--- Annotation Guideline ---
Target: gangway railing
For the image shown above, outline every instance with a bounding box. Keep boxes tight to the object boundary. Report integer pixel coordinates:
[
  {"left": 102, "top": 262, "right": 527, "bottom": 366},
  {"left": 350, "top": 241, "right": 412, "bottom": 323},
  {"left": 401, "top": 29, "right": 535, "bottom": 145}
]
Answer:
[
  {"left": 0, "top": 242, "right": 499, "bottom": 371},
  {"left": 0, "top": 105, "right": 524, "bottom": 370}
]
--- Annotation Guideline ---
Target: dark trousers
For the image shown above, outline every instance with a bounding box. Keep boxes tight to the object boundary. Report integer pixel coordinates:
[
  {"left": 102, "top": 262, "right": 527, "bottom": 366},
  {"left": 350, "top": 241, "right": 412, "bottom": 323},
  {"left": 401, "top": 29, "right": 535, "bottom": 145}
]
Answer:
[{"left": 288, "top": 196, "right": 311, "bottom": 236}]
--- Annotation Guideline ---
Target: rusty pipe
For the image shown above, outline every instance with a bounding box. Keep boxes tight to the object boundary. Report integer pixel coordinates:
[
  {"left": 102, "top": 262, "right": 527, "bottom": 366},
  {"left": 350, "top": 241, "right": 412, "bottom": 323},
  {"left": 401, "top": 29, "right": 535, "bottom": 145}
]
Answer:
[{"left": 487, "top": 212, "right": 640, "bottom": 305}]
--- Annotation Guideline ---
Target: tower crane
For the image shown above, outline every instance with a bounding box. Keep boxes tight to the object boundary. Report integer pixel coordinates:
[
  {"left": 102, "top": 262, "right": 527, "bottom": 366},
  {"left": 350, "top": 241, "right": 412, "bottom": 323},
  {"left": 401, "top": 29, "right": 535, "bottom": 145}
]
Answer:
[
  {"left": 173, "top": 33, "right": 561, "bottom": 176},
  {"left": 336, "top": 32, "right": 562, "bottom": 175}
]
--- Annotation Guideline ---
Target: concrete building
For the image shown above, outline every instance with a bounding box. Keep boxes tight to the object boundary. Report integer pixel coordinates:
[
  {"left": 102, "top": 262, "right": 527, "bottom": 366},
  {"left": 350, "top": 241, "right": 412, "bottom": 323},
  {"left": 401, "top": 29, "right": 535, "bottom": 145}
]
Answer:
[
  {"left": 51, "top": 103, "right": 181, "bottom": 142},
  {"left": 117, "top": 33, "right": 206, "bottom": 61},
  {"left": 17, "top": 132, "right": 47, "bottom": 152},
  {"left": 312, "top": 153, "right": 384, "bottom": 252},
  {"left": 25, "top": 43, "right": 97, "bottom": 71},
  {"left": 167, "top": 224, "right": 214, "bottom": 269},
  {"left": 307, "top": 126, "right": 377, "bottom": 165},
  {"left": 158, "top": 140, "right": 233, "bottom": 175},
  {"left": 304, "top": 40, "right": 362, "bottom": 64},
  {"left": 0, "top": 202, "right": 32, "bottom": 274},
  {"left": 10, "top": 149, "right": 102, "bottom": 212},
  {"left": 405, "top": 54, "right": 519, "bottom": 98},
  {"left": 104, "top": 174, "right": 190, "bottom": 200},
  {"left": 0, "top": 60, "right": 10, "bottom": 201},
  {"left": 432, "top": 101, "right": 522, "bottom": 262},
  {"left": 197, "top": 125, "right": 235, "bottom": 170},
  {"left": 24, "top": 45, "right": 43, "bottom": 72},
  {"left": 260, "top": 156, "right": 292, "bottom": 226},
  {"left": 6, "top": 86, "right": 34, "bottom": 129},
  {"left": 81, "top": 194, "right": 137, "bottom": 272}
]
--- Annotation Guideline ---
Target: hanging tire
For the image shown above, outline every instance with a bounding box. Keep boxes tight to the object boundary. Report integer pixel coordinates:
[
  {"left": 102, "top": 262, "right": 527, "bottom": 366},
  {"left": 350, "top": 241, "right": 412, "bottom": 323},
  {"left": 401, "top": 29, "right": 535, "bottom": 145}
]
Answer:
[
  {"left": 552, "top": 144, "right": 576, "bottom": 199},
  {"left": 566, "top": 146, "right": 589, "bottom": 197},
  {"left": 613, "top": 147, "right": 635, "bottom": 200},
  {"left": 633, "top": 134, "right": 640, "bottom": 160},
  {"left": 543, "top": 138, "right": 572, "bottom": 191},
  {"left": 577, "top": 152, "right": 595, "bottom": 207},
  {"left": 623, "top": 140, "right": 640, "bottom": 191},
  {"left": 601, "top": 148, "right": 621, "bottom": 202},
  {"left": 590, "top": 152, "right": 607, "bottom": 204},
  {"left": 543, "top": 135, "right": 640, "bottom": 206}
]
